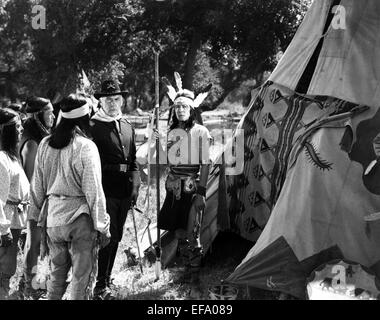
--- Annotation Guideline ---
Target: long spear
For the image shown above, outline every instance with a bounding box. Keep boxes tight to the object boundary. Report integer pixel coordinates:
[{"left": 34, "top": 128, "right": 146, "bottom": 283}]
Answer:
[{"left": 154, "top": 50, "right": 161, "bottom": 280}]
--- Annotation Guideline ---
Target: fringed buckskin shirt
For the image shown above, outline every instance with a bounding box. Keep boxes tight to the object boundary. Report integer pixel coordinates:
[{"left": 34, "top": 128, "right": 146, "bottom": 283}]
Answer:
[
  {"left": 167, "top": 123, "right": 212, "bottom": 177},
  {"left": 29, "top": 136, "right": 110, "bottom": 234}
]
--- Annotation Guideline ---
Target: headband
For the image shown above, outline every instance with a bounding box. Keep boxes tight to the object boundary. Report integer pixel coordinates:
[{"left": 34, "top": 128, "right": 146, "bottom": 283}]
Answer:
[
  {"left": 25, "top": 101, "right": 53, "bottom": 115},
  {"left": 165, "top": 72, "right": 211, "bottom": 109},
  {"left": 0, "top": 116, "right": 20, "bottom": 130},
  {"left": 61, "top": 103, "right": 90, "bottom": 119},
  {"left": 42, "top": 103, "right": 54, "bottom": 112},
  {"left": 174, "top": 96, "right": 195, "bottom": 108},
  {"left": 32, "top": 103, "right": 53, "bottom": 119}
]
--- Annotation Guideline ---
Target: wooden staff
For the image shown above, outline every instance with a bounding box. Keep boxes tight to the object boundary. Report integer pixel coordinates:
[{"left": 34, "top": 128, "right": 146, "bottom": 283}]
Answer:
[{"left": 154, "top": 50, "right": 161, "bottom": 280}]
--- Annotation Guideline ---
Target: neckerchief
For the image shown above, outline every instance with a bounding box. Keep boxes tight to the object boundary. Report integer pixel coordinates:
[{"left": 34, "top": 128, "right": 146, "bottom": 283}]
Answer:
[{"left": 91, "top": 107, "right": 122, "bottom": 123}]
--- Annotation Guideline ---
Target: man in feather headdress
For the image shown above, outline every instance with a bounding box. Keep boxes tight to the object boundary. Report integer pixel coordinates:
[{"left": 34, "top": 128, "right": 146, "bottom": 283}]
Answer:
[{"left": 156, "top": 73, "right": 212, "bottom": 296}]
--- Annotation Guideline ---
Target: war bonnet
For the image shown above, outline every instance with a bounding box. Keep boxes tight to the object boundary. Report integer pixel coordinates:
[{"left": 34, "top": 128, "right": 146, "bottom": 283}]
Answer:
[{"left": 164, "top": 72, "right": 212, "bottom": 109}]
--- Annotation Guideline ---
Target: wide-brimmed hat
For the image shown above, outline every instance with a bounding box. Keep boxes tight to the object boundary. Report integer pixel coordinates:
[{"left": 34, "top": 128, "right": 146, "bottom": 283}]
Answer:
[{"left": 94, "top": 79, "right": 128, "bottom": 99}]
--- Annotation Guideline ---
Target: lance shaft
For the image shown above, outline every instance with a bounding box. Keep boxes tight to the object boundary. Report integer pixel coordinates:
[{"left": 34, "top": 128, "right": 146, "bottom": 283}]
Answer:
[{"left": 154, "top": 51, "right": 161, "bottom": 279}]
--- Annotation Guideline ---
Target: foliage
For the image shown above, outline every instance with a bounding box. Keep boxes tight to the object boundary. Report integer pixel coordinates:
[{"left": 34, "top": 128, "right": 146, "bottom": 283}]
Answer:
[
  {"left": 0, "top": 0, "right": 33, "bottom": 101},
  {"left": 0, "top": 0, "right": 312, "bottom": 109}
]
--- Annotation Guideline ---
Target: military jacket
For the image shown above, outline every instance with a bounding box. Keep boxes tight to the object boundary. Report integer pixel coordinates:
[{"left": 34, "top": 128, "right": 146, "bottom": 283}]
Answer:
[{"left": 90, "top": 117, "right": 139, "bottom": 198}]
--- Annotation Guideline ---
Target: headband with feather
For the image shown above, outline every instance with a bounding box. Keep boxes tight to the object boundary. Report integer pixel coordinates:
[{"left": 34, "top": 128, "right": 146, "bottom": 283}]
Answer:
[{"left": 163, "top": 72, "right": 212, "bottom": 109}]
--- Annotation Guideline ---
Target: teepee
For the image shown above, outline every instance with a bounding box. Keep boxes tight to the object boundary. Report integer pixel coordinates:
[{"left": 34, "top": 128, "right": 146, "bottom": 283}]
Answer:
[{"left": 225, "top": 0, "right": 380, "bottom": 299}]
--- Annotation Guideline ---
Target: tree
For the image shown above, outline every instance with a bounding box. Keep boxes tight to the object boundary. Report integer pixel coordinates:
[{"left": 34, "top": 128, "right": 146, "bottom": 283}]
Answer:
[
  {"left": 0, "top": 0, "right": 311, "bottom": 111},
  {"left": 0, "top": 0, "right": 33, "bottom": 101},
  {"left": 28, "top": 0, "right": 135, "bottom": 96},
  {"left": 137, "top": 0, "right": 307, "bottom": 109}
]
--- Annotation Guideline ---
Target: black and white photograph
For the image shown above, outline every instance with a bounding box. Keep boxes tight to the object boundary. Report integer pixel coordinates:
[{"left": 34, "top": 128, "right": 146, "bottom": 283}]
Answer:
[{"left": 0, "top": 0, "right": 379, "bottom": 310}]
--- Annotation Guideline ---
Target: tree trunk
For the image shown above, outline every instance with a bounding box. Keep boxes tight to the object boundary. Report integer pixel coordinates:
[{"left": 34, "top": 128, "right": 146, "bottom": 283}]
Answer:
[
  {"left": 183, "top": 29, "right": 202, "bottom": 90},
  {"left": 207, "top": 72, "right": 245, "bottom": 110},
  {"left": 5, "top": 69, "right": 17, "bottom": 102}
]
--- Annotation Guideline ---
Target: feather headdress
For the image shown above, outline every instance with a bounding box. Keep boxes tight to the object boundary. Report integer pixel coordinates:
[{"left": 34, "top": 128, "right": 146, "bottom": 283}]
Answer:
[{"left": 163, "top": 72, "right": 212, "bottom": 109}]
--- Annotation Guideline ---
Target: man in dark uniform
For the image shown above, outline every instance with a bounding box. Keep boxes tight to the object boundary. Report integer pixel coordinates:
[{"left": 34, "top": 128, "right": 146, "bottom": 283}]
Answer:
[{"left": 90, "top": 79, "right": 140, "bottom": 299}]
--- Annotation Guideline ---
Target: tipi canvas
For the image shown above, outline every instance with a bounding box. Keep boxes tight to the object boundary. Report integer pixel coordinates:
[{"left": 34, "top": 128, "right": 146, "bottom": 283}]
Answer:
[{"left": 225, "top": 0, "right": 380, "bottom": 299}]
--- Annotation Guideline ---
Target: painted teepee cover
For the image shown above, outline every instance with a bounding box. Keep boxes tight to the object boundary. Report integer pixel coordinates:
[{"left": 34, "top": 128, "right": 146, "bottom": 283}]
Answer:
[{"left": 225, "top": 0, "right": 380, "bottom": 299}]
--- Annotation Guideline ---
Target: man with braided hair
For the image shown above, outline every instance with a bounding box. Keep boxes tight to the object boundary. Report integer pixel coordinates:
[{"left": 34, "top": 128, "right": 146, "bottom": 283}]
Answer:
[
  {"left": 0, "top": 108, "right": 29, "bottom": 300},
  {"left": 29, "top": 94, "right": 110, "bottom": 300},
  {"left": 155, "top": 74, "right": 212, "bottom": 296},
  {"left": 18, "top": 96, "right": 55, "bottom": 299}
]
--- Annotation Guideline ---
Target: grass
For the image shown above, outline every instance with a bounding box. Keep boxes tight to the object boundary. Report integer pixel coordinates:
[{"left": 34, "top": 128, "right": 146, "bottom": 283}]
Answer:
[
  {"left": 8, "top": 169, "right": 283, "bottom": 300},
  {"left": 104, "top": 175, "right": 251, "bottom": 300}
]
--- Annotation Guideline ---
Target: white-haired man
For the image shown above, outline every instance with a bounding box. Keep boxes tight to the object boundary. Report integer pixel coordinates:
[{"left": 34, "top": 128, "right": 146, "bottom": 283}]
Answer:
[{"left": 91, "top": 79, "right": 140, "bottom": 299}]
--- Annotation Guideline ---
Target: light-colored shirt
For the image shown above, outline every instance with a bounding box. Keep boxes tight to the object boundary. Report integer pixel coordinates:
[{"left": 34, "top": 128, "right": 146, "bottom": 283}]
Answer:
[
  {"left": 0, "top": 151, "right": 29, "bottom": 235},
  {"left": 167, "top": 123, "right": 212, "bottom": 177},
  {"left": 29, "top": 135, "right": 110, "bottom": 234}
]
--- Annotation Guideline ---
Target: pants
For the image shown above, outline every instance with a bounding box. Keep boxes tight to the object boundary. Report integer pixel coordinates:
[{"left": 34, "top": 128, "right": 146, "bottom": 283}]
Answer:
[
  {"left": 96, "top": 197, "right": 130, "bottom": 289},
  {"left": 46, "top": 213, "right": 98, "bottom": 300},
  {"left": 175, "top": 202, "right": 204, "bottom": 277},
  {"left": 0, "top": 229, "right": 21, "bottom": 299},
  {"left": 22, "top": 220, "right": 41, "bottom": 292}
]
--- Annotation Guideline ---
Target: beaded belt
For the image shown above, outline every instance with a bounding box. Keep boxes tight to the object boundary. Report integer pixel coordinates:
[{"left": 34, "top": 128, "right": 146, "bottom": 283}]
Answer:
[
  {"left": 165, "top": 174, "right": 197, "bottom": 200},
  {"left": 6, "top": 200, "right": 29, "bottom": 214}
]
